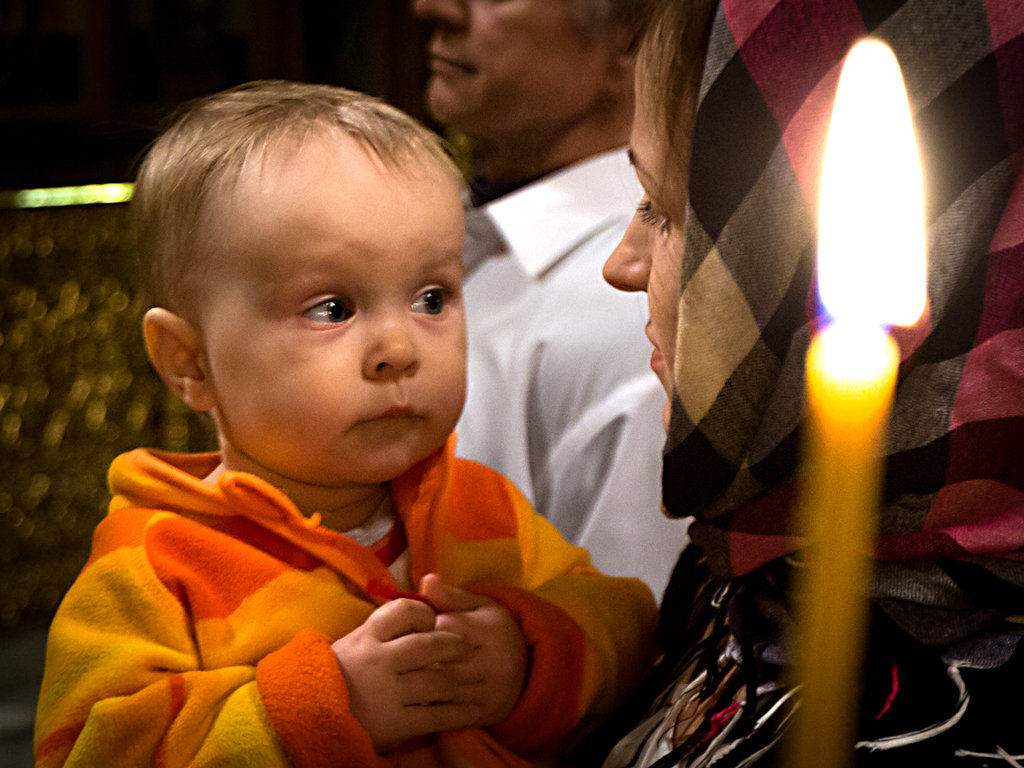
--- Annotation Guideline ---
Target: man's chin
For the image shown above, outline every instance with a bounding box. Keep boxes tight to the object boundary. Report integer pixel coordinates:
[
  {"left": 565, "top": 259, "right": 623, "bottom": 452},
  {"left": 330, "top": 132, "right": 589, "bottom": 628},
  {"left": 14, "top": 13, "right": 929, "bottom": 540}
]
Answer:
[{"left": 427, "top": 84, "right": 477, "bottom": 129}]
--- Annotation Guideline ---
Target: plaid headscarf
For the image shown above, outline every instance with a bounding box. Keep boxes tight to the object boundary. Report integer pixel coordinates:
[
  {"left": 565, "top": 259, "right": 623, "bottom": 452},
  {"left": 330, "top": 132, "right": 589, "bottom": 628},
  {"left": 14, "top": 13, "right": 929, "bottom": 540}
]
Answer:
[{"left": 665, "top": 0, "right": 1024, "bottom": 666}]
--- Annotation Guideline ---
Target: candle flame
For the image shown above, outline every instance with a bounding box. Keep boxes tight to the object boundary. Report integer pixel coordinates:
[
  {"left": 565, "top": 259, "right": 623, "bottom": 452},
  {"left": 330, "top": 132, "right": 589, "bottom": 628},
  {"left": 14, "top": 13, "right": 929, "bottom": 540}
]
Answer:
[{"left": 818, "top": 39, "right": 926, "bottom": 328}]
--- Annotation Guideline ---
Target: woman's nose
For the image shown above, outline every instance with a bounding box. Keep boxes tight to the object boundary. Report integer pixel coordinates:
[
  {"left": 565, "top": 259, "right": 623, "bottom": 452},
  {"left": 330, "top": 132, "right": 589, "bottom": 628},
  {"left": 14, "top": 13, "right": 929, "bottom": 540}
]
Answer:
[
  {"left": 603, "top": 215, "right": 652, "bottom": 293},
  {"left": 364, "top": 317, "right": 420, "bottom": 380}
]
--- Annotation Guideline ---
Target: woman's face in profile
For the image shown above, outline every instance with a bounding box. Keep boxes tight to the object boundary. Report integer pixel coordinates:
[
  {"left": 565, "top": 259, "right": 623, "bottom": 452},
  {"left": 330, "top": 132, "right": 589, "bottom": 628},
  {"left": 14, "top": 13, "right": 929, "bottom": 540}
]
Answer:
[{"left": 603, "top": 80, "right": 687, "bottom": 431}]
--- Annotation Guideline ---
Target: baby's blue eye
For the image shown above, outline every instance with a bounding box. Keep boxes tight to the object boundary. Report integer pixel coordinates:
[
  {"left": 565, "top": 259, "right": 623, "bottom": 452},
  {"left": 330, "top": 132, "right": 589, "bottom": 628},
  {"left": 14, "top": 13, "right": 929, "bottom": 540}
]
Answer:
[
  {"left": 304, "top": 298, "right": 353, "bottom": 323},
  {"left": 412, "top": 288, "right": 446, "bottom": 315}
]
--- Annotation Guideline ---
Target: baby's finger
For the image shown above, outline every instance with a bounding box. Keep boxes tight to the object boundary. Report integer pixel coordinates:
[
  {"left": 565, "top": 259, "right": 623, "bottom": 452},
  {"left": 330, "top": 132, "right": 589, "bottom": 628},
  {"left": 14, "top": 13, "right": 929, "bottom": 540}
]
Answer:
[
  {"left": 419, "top": 573, "right": 488, "bottom": 613},
  {"left": 364, "top": 598, "right": 436, "bottom": 641},
  {"left": 396, "top": 665, "right": 460, "bottom": 705},
  {"left": 437, "top": 659, "right": 487, "bottom": 687},
  {"left": 446, "top": 679, "right": 490, "bottom": 708},
  {"left": 390, "top": 630, "right": 468, "bottom": 673}
]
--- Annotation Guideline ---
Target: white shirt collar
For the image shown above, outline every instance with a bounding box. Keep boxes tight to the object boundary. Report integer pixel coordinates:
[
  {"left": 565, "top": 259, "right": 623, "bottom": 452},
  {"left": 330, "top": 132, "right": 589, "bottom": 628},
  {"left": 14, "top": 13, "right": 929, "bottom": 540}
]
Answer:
[{"left": 481, "top": 148, "right": 643, "bottom": 278}]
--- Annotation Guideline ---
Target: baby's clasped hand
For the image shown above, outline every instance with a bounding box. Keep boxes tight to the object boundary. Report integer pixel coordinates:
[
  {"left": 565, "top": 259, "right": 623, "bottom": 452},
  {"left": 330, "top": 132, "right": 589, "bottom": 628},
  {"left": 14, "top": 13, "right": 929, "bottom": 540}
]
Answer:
[
  {"left": 331, "top": 595, "right": 478, "bottom": 753},
  {"left": 332, "top": 574, "right": 530, "bottom": 754},
  {"left": 419, "top": 574, "right": 529, "bottom": 728}
]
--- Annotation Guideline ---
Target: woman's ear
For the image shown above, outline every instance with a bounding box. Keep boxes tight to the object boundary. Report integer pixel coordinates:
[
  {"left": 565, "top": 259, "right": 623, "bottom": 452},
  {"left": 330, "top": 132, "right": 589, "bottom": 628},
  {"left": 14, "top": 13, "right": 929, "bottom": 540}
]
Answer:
[{"left": 142, "top": 308, "right": 216, "bottom": 412}]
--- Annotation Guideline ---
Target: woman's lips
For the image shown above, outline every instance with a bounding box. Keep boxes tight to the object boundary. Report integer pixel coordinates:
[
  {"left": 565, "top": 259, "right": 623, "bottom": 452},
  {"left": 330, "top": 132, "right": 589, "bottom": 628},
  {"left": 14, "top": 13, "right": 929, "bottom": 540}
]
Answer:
[
  {"left": 645, "top": 326, "right": 665, "bottom": 373},
  {"left": 650, "top": 346, "right": 666, "bottom": 377},
  {"left": 646, "top": 326, "right": 672, "bottom": 393}
]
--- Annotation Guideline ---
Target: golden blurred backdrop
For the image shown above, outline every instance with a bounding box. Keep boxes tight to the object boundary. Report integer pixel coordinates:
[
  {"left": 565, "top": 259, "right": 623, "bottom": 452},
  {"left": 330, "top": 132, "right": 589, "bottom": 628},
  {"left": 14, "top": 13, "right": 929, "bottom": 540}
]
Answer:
[{"left": 0, "top": 202, "right": 216, "bottom": 630}]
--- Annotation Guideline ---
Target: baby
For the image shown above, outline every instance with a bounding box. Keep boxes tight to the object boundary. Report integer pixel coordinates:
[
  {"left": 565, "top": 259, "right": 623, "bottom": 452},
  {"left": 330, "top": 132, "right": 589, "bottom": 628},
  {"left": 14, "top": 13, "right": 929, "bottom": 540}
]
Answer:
[{"left": 33, "top": 80, "right": 657, "bottom": 767}]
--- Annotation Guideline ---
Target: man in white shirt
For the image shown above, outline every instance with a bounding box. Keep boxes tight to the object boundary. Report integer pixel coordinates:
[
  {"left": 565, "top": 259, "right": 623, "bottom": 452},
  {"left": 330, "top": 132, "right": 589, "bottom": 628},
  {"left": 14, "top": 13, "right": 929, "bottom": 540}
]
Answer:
[{"left": 411, "top": 0, "right": 685, "bottom": 598}]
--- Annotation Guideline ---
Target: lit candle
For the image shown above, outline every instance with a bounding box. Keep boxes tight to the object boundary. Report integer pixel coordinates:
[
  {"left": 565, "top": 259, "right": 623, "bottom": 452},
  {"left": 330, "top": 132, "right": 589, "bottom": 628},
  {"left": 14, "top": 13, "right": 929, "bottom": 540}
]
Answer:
[{"left": 788, "top": 39, "right": 926, "bottom": 768}]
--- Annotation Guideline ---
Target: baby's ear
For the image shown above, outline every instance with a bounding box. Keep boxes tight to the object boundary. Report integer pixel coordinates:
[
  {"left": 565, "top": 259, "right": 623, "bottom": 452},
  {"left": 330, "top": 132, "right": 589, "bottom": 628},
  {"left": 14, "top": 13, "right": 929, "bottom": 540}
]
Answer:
[{"left": 142, "top": 308, "right": 216, "bottom": 412}]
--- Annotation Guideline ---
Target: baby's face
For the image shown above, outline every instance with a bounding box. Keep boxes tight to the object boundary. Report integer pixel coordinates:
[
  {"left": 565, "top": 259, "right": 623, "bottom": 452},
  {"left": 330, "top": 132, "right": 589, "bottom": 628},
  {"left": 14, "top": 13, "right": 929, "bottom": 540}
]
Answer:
[{"left": 195, "top": 130, "right": 466, "bottom": 490}]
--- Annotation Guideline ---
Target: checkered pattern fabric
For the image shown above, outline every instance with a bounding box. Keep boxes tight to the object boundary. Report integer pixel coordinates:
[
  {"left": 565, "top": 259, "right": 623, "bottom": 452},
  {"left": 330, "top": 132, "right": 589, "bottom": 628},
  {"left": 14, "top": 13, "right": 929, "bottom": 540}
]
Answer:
[
  {"left": 666, "top": 0, "right": 1024, "bottom": 602},
  {"left": 581, "top": 5, "right": 1024, "bottom": 765}
]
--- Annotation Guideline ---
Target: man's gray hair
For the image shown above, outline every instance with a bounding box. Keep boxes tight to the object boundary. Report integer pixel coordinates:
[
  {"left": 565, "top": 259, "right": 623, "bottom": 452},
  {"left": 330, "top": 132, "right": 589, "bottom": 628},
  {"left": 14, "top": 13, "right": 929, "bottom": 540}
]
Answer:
[{"left": 572, "top": 0, "right": 656, "bottom": 51}]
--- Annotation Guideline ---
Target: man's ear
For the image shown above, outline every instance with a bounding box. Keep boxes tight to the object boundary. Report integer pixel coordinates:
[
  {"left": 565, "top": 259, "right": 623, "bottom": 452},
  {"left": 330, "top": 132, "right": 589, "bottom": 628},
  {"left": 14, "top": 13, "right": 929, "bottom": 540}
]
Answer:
[
  {"left": 601, "top": 38, "right": 638, "bottom": 107},
  {"left": 142, "top": 308, "right": 216, "bottom": 412}
]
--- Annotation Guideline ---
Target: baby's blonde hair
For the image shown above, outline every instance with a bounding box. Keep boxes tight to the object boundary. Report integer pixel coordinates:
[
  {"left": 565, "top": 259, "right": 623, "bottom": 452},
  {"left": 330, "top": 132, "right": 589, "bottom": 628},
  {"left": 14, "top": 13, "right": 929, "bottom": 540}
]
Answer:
[{"left": 132, "top": 80, "right": 461, "bottom": 313}]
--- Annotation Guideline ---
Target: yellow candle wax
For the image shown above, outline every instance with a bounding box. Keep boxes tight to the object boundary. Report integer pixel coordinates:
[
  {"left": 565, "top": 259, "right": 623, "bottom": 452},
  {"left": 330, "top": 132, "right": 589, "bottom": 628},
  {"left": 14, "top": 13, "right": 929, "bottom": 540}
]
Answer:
[
  {"left": 788, "top": 321, "right": 899, "bottom": 768},
  {"left": 786, "top": 37, "right": 925, "bottom": 768}
]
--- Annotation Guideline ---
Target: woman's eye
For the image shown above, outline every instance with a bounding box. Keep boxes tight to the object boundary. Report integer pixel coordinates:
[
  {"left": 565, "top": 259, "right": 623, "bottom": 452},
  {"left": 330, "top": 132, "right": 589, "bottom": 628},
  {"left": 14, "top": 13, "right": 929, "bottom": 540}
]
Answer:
[
  {"left": 637, "top": 199, "right": 672, "bottom": 236},
  {"left": 411, "top": 288, "right": 446, "bottom": 315},
  {"left": 304, "top": 298, "right": 353, "bottom": 323}
]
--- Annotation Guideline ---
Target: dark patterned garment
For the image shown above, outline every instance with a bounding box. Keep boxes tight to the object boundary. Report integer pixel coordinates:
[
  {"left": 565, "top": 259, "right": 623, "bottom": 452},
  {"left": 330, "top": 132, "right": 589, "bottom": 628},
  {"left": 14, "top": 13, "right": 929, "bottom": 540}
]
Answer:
[{"left": 589, "top": 1, "right": 1024, "bottom": 765}]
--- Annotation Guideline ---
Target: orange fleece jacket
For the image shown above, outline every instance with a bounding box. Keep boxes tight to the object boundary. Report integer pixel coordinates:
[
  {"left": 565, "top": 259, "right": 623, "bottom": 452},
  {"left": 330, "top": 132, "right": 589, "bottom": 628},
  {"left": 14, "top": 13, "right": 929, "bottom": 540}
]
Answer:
[{"left": 34, "top": 435, "right": 658, "bottom": 767}]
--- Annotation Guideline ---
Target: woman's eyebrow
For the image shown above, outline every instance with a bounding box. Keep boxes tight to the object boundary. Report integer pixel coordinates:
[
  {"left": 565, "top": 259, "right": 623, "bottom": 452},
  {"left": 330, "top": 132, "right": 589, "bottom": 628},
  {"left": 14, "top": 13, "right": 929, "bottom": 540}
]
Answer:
[{"left": 627, "top": 146, "right": 663, "bottom": 207}]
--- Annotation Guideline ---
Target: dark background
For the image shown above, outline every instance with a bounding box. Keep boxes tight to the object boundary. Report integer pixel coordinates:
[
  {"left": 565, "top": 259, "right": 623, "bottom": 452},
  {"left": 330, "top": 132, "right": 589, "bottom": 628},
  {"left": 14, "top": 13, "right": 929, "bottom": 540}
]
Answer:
[{"left": 0, "top": 0, "right": 435, "bottom": 190}]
